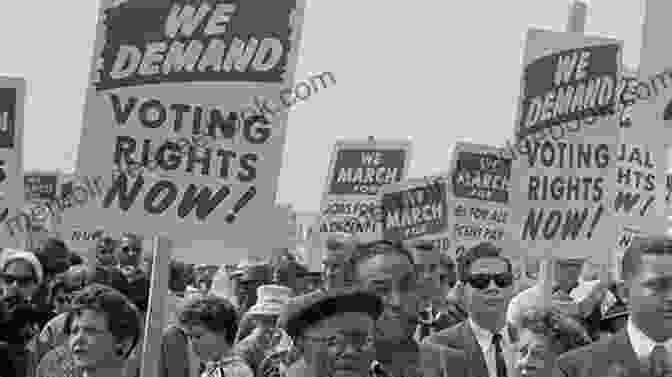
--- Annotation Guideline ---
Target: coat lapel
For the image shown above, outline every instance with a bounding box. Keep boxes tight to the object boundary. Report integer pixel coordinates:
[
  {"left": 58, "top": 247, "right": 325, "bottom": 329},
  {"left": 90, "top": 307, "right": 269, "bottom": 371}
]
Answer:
[
  {"left": 461, "top": 322, "right": 489, "bottom": 377},
  {"left": 602, "top": 330, "right": 647, "bottom": 377}
]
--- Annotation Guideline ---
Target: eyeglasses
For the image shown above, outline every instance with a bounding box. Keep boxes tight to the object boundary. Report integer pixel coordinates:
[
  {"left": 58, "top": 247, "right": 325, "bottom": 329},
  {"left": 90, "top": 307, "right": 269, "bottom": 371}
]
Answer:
[
  {"left": 464, "top": 273, "right": 514, "bottom": 290},
  {"left": 1, "top": 274, "right": 35, "bottom": 287},
  {"left": 304, "top": 332, "right": 373, "bottom": 354}
]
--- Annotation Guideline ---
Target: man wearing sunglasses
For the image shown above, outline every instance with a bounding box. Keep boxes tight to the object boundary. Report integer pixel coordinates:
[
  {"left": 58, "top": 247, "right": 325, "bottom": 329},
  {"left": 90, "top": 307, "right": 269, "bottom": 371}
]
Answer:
[{"left": 424, "top": 242, "right": 515, "bottom": 377}]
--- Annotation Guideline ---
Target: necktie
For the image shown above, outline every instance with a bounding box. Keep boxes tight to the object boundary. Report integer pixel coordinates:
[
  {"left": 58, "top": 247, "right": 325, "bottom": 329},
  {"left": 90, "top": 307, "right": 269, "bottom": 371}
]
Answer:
[
  {"left": 492, "top": 333, "right": 508, "bottom": 377},
  {"left": 650, "top": 345, "right": 669, "bottom": 377}
]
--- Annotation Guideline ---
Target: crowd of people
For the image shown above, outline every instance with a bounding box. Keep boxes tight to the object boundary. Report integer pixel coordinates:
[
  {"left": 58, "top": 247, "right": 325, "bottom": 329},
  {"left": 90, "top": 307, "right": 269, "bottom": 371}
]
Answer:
[{"left": 0, "top": 229, "right": 670, "bottom": 377}]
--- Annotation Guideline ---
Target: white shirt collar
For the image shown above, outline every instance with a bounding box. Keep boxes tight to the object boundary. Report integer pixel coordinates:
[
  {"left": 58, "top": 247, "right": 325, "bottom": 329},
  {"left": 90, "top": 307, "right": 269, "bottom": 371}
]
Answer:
[
  {"left": 469, "top": 318, "right": 511, "bottom": 352},
  {"left": 626, "top": 318, "right": 672, "bottom": 360}
]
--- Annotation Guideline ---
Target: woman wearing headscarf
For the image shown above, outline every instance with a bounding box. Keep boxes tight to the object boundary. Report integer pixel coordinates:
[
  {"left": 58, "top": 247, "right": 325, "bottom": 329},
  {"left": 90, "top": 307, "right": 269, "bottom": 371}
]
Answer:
[
  {"left": 510, "top": 308, "right": 592, "bottom": 377},
  {"left": 234, "top": 285, "right": 293, "bottom": 373}
]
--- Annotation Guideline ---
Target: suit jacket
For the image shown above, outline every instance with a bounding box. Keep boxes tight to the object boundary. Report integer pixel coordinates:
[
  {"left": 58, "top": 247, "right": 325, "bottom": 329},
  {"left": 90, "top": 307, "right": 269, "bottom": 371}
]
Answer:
[
  {"left": 286, "top": 343, "right": 469, "bottom": 377},
  {"left": 553, "top": 329, "right": 650, "bottom": 377},
  {"left": 422, "top": 321, "right": 489, "bottom": 377}
]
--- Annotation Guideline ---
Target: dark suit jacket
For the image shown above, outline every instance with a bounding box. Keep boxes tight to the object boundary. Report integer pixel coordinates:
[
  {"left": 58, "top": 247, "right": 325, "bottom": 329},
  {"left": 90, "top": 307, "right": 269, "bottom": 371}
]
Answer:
[
  {"left": 419, "top": 342, "right": 470, "bottom": 377},
  {"left": 422, "top": 321, "right": 488, "bottom": 377},
  {"left": 553, "top": 329, "right": 649, "bottom": 377}
]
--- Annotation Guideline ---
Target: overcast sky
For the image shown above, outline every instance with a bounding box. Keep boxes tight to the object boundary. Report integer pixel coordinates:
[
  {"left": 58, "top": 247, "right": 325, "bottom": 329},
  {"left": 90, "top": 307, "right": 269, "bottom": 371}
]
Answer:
[{"left": 0, "top": 0, "right": 644, "bottom": 212}]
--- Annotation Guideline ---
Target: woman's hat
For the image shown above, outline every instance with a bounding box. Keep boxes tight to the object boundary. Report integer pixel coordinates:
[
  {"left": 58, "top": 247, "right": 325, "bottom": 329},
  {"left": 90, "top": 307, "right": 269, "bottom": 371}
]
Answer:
[
  {"left": 278, "top": 287, "right": 383, "bottom": 339},
  {"left": 0, "top": 249, "right": 44, "bottom": 285},
  {"left": 246, "top": 284, "right": 293, "bottom": 316}
]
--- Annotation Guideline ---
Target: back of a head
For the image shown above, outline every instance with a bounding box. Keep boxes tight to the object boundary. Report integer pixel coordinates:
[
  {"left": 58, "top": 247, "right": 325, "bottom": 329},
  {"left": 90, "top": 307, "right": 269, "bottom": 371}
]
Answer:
[{"left": 350, "top": 240, "right": 414, "bottom": 276}]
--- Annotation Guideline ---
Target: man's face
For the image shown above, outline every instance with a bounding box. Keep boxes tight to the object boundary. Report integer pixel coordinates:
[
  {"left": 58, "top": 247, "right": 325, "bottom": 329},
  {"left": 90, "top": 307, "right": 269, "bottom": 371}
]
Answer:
[
  {"left": 322, "top": 251, "right": 350, "bottom": 290},
  {"left": 182, "top": 323, "right": 227, "bottom": 361},
  {"left": 411, "top": 249, "right": 441, "bottom": 303},
  {"left": 69, "top": 309, "right": 124, "bottom": 371},
  {"left": 96, "top": 239, "right": 117, "bottom": 266},
  {"left": 463, "top": 257, "right": 514, "bottom": 316},
  {"left": 355, "top": 253, "right": 419, "bottom": 341},
  {"left": 302, "top": 312, "right": 375, "bottom": 377},
  {"left": 628, "top": 254, "right": 672, "bottom": 341},
  {"left": 118, "top": 237, "right": 141, "bottom": 267},
  {"left": 1, "top": 260, "right": 38, "bottom": 301}
]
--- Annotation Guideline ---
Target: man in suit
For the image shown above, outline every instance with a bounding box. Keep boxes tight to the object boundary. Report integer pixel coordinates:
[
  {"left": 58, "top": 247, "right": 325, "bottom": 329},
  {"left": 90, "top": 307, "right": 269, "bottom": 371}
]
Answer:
[
  {"left": 553, "top": 234, "right": 672, "bottom": 377},
  {"left": 350, "top": 240, "right": 470, "bottom": 377},
  {"left": 423, "top": 242, "right": 516, "bottom": 377}
]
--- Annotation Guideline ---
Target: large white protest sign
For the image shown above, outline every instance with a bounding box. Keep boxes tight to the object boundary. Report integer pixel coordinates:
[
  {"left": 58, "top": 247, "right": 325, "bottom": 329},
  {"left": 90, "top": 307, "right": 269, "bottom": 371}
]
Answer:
[
  {"left": 618, "top": 0, "right": 672, "bottom": 238},
  {"left": 510, "top": 29, "right": 622, "bottom": 264},
  {"left": 319, "top": 139, "right": 412, "bottom": 242},
  {"left": 450, "top": 142, "right": 513, "bottom": 260},
  {"left": 67, "top": 0, "right": 306, "bottom": 255},
  {"left": 0, "top": 78, "right": 25, "bottom": 249}
]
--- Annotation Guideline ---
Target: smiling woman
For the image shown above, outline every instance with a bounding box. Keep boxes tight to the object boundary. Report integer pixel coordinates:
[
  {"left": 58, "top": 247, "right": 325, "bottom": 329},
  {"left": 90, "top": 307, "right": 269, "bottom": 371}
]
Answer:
[{"left": 511, "top": 308, "right": 592, "bottom": 377}]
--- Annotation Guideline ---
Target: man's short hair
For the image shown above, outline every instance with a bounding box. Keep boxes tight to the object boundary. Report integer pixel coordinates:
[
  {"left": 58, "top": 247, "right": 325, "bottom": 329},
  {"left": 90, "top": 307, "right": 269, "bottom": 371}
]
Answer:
[
  {"left": 622, "top": 235, "right": 672, "bottom": 281},
  {"left": 67, "top": 283, "right": 141, "bottom": 358},
  {"left": 350, "top": 240, "right": 414, "bottom": 269},
  {"left": 178, "top": 295, "right": 239, "bottom": 345},
  {"left": 458, "top": 242, "right": 511, "bottom": 281}
]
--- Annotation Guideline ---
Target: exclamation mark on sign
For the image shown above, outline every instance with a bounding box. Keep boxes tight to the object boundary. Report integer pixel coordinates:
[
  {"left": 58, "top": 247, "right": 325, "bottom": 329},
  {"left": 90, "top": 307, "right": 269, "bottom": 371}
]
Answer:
[
  {"left": 225, "top": 186, "right": 257, "bottom": 224},
  {"left": 586, "top": 204, "right": 604, "bottom": 239}
]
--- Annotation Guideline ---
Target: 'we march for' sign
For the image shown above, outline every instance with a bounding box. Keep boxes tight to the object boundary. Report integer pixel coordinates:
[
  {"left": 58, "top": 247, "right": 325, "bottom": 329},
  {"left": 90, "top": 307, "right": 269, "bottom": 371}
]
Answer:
[
  {"left": 380, "top": 177, "right": 447, "bottom": 242},
  {"left": 450, "top": 142, "right": 513, "bottom": 259}
]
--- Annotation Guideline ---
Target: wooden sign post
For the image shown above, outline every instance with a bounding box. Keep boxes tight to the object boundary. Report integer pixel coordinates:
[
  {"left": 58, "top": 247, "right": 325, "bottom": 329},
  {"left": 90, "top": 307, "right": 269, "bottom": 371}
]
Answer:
[
  {"left": 538, "top": 0, "right": 589, "bottom": 309},
  {"left": 139, "top": 236, "right": 172, "bottom": 377}
]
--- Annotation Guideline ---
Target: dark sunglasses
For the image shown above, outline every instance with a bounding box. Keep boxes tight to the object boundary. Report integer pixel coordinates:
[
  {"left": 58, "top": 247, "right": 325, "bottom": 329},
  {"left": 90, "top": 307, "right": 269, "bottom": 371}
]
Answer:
[
  {"left": 1, "top": 274, "right": 35, "bottom": 287},
  {"left": 464, "top": 273, "right": 514, "bottom": 290}
]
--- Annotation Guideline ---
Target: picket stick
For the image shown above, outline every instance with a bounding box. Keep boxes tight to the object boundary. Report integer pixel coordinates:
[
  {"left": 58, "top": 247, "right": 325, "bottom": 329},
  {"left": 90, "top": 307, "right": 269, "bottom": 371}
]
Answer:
[
  {"left": 538, "top": 0, "right": 589, "bottom": 309},
  {"left": 139, "top": 236, "right": 172, "bottom": 377}
]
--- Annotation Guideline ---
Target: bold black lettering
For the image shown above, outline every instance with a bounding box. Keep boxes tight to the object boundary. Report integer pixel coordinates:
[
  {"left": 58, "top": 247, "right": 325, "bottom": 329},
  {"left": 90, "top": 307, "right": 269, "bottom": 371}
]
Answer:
[
  {"left": 177, "top": 184, "right": 231, "bottom": 220},
  {"left": 238, "top": 153, "right": 257, "bottom": 182},
  {"left": 144, "top": 180, "right": 178, "bottom": 214},
  {"left": 114, "top": 136, "right": 138, "bottom": 165},
  {"left": 138, "top": 99, "right": 167, "bottom": 129},
  {"left": 109, "top": 94, "right": 138, "bottom": 125},
  {"left": 243, "top": 114, "right": 271, "bottom": 144},
  {"left": 103, "top": 174, "right": 144, "bottom": 211}
]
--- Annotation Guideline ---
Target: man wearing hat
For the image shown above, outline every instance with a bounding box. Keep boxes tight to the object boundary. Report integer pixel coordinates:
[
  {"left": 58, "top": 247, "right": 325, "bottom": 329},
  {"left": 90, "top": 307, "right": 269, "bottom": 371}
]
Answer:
[
  {"left": 276, "top": 288, "right": 383, "bottom": 377},
  {"left": 235, "top": 285, "right": 294, "bottom": 373}
]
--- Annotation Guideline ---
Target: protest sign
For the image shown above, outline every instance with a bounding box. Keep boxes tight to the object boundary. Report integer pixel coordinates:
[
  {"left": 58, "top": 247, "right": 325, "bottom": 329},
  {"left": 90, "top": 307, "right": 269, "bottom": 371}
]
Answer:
[
  {"left": 24, "top": 171, "right": 59, "bottom": 202},
  {"left": 320, "top": 139, "right": 412, "bottom": 243},
  {"left": 380, "top": 176, "right": 448, "bottom": 242},
  {"left": 0, "top": 78, "right": 25, "bottom": 249},
  {"left": 619, "top": 0, "right": 672, "bottom": 238},
  {"left": 510, "top": 29, "right": 622, "bottom": 264},
  {"left": 68, "top": 0, "right": 306, "bottom": 256},
  {"left": 449, "top": 142, "right": 513, "bottom": 260}
]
